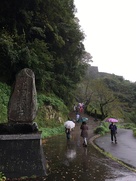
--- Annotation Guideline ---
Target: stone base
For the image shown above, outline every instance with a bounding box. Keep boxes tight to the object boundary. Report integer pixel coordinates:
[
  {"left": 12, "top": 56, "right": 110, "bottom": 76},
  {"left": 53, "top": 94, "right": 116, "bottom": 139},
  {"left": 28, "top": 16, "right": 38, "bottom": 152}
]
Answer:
[{"left": 0, "top": 132, "right": 46, "bottom": 178}]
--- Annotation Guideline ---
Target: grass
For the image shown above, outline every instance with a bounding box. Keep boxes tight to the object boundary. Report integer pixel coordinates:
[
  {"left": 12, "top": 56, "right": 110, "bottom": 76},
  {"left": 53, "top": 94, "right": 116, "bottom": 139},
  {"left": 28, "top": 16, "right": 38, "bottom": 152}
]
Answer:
[{"left": 40, "top": 125, "right": 65, "bottom": 138}]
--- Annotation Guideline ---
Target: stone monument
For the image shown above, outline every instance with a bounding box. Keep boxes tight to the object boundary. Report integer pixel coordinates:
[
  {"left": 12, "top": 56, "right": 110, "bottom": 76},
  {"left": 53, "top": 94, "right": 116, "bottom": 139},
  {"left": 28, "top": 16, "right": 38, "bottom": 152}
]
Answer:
[
  {"left": 8, "top": 68, "right": 37, "bottom": 123},
  {"left": 0, "top": 68, "right": 46, "bottom": 178}
]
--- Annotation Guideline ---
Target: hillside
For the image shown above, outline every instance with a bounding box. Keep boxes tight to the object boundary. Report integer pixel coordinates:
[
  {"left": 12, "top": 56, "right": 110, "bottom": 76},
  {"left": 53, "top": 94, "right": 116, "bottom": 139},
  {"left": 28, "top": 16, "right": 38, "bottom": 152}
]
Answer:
[{"left": 87, "top": 64, "right": 125, "bottom": 81}]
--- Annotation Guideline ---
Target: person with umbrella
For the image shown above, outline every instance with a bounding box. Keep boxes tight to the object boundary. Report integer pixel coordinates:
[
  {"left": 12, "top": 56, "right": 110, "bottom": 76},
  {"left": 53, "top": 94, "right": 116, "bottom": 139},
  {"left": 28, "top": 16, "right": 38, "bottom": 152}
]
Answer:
[
  {"left": 64, "top": 120, "right": 75, "bottom": 140},
  {"left": 65, "top": 127, "right": 71, "bottom": 140},
  {"left": 80, "top": 121, "right": 88, "bottom": 147},
  {"left": 109, "top": 122, "right": 117, "bottom": 143}
]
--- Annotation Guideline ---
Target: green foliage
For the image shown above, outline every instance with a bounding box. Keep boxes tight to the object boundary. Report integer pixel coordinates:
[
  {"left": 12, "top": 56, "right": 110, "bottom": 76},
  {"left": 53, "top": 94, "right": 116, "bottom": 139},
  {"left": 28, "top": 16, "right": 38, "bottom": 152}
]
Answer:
[
  {"left": 122, "top": 123, "right": 136, "bottom": 129},
  {"left": 125, "top": 111, "right": 136, "bottom": 123},
  {"left": 103, "top": 77, "right": 136, "bottom": 121},
  {"left": 94, "top": 126, "right": 107, "bottom": 135},
  {"left": 133, "top": 128, "right": 136, "bottom": 137},
  {"left": 94, "top": 121, "right": 109, "bottom": 135},
  {"left": 0, "top": 172, "right": 6, "bottom": 181},
  {"left": 1, "top": 0, "right": 136, "bottom": 131},
  {"left": 0, "top": 83, "right": 11, "bottom": 123},
  {"left": 37, "top": 93, "right": 68, "bottom": 113},
  {"left": 101, "top": 121, "right": 109, "bottom": 128},
  {"left": 0, "top": 0, "right": 86, "bottom": 106},
  {"left": 35, "top": 93, "right": 69, "bottom": 128},
  {"left": 40, "top": 125, "right": 64, "bottom": 138},
  {"left": 0, "top": 82, "right": 69, "bottom": 130},
  {"left": 79, "top": 70, "right": 136, "bottom": 124},
  {"left": 84, "top": 79, "right": 123, "bottom": 120}
]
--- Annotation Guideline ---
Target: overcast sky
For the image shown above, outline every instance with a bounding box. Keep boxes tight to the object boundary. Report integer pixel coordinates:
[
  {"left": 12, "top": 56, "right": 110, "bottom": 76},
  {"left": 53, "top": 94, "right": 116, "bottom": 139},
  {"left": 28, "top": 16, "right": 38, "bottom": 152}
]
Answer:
[{"left": 74, "top": 0, "right": 136, "bottom": 82}]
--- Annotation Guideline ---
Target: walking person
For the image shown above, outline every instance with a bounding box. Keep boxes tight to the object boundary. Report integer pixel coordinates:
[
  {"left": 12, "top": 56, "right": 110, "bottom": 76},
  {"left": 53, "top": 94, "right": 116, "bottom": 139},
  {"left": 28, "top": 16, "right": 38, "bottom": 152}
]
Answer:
[
  {"left": 76, "top": 113, "right": 80, "bottom": 122},
  {"left": 109, "top": 122, "right": 117, "bottom": 143},
  {"left": 80, "top": 121, "right": 88, "bottom": 147},
  {"left": 65, "top": 127, "right": 71, "bottom": 140}
]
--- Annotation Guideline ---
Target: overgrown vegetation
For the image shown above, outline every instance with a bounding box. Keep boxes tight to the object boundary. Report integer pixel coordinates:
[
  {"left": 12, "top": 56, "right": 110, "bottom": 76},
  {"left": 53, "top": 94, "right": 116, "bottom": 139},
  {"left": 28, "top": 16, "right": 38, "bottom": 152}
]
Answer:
[
  {"left": 0, "top": 83, "right": 11, "bottom": 123},
  {"left": 0, "top": 0, "right": 136, "bottom": 138},
  {"left": 0, "top": 83, "right": 68, "bottom": 138},
  {"left": 0, "top": 0, "right": 92, "bottom": 107},
  {"left": 35, "top": 93, "right": 69, "bottom": 129},
  {"left": 40, "top": 125, "right": 65, "bottom": 138},
  {"left": 94, "top": 122, "right": 109, "bottom": 135},
  {"left": 0, "top": 172, "right": 6, "bottom": 181},
  {"left": 133, "top": 128, "right": 136, "bottom": 137},
  {"left": 76, "top": 70, "right": 136, "bottom": 123}
]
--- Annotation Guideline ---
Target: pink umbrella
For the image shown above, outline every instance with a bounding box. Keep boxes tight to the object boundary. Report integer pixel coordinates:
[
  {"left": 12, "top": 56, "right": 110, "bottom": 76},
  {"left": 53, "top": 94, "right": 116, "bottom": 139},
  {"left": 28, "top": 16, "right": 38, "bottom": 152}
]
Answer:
[{"left": 105, "top": 118, "right": 118, "bottom": 123}]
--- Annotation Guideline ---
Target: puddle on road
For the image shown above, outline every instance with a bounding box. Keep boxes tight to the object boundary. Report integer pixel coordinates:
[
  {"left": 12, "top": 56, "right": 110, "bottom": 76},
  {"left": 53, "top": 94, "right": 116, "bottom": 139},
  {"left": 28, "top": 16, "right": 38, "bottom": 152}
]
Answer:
[{"left": 43, "top": 135, "right": 136, "bottom": 181}]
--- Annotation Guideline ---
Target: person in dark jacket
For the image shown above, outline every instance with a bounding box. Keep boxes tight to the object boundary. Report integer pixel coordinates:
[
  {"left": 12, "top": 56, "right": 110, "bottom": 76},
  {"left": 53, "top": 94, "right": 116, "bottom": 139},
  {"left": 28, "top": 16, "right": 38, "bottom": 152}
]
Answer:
[
  {"left": 80, "top": 121, "right": 88, "bottom": 147},
  {"left": 109, "top": 122, "right": 117, "bottom": 143},
  {"left": 65, "top": 127, "right": 71, "bottom": 140}
]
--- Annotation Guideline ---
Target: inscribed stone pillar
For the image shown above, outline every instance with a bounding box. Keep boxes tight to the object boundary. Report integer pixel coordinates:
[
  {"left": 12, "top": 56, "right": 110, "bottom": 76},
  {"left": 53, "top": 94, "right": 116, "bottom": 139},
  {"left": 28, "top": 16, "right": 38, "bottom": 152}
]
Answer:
[{"left": 8, "top": 68, "right": 37, "bottom": 123}]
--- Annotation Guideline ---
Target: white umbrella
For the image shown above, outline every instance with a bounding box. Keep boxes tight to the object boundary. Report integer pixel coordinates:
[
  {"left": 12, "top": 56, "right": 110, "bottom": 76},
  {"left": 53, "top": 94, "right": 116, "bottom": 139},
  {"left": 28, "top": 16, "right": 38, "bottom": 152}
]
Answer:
[{"left": 64, "top": 120, "right": 75, "bottom": 129}]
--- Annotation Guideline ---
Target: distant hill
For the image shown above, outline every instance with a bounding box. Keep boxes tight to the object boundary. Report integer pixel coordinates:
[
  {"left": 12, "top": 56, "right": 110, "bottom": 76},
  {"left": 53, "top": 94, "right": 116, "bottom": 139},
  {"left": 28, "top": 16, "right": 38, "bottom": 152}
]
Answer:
[{"left": 87, "top": 64, "right": 124, "bottom": 80}]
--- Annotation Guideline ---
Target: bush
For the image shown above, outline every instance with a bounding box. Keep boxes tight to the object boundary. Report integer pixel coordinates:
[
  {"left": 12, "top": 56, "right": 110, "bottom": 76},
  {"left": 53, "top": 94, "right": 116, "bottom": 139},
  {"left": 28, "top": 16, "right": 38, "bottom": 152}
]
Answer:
[
  {"left": 133, "top": 128, "right": 136, "bottom": 137},
  {"left": 94, "top": 121, "right": 109, "bottom": 135},
  {"left": 0, "top": 82, "right": 11, "bottom": 123},
  {"left": 123, "top": 123, "right": 136, "bottom": 129},
  {"left": 0, "top": 82, "right": 69, "bottom": 131},
  {"left": 35, "top": 93, "right": 69, "bottom": 128},
  {"left": 37, "top": 93, "right": 68, "bottom": 114},
  {"left": 0, "top": 171, "right": 6, "bottom": 181},
  {"left": 94, "top": 126, "right": 106, "bottom": 135},
  {"left": 40, "top": 125, "right": 64, "bottom": 138}
]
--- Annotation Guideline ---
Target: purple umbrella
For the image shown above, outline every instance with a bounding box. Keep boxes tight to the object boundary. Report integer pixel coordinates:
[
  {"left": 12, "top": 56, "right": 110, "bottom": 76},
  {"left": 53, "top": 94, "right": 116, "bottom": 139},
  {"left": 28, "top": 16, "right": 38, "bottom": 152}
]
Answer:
[{"left": 105, "top": 118, "right": 118, "bottom": 123}]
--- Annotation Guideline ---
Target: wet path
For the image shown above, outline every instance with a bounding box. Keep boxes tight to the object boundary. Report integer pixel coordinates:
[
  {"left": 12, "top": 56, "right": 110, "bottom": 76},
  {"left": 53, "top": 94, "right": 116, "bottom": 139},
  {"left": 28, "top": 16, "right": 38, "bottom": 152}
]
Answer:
[
  {"left": 43, "top": 120, "right": 136, "bottom": 181},
  {"left": 95, "top": 128, "right": 136, "bottom": 169}
]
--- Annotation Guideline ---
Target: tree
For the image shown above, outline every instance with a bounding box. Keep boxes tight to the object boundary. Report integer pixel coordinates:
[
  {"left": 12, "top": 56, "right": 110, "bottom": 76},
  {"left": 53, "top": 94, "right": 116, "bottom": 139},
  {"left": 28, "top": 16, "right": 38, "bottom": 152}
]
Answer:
[
  {"left": 90, "top": 80, "right": 123, "bottom": 120},
  {"left": 0, "top": 0, "right": 87, "bottom": 106}
]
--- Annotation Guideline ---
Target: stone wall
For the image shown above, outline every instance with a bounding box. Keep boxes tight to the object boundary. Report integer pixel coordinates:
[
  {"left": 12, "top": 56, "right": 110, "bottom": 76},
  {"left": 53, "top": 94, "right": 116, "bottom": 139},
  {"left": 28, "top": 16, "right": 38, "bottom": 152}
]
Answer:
[{"left": 87, "top": 65, "right": 124, "bottom": 80}]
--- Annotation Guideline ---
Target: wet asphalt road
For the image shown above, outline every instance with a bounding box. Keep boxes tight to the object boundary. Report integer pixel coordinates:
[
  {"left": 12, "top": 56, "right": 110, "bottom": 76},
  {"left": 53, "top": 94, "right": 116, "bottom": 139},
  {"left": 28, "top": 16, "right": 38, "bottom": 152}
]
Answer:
[
  {"left": 44, "top": 121, "right": 136, "bottom": 181},
  {"left": 95, "top": 128, "right": 136, "bottom": 169}
]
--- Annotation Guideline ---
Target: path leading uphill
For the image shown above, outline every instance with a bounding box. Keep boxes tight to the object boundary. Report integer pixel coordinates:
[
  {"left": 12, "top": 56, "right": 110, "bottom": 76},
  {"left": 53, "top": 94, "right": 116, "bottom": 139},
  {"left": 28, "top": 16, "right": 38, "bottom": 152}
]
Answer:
[
  {"left": 68, "top": 111, "right": 100, "bottom": 138},
  {"left": 70, "top": 111, "right": 136, "bottom": 171}
]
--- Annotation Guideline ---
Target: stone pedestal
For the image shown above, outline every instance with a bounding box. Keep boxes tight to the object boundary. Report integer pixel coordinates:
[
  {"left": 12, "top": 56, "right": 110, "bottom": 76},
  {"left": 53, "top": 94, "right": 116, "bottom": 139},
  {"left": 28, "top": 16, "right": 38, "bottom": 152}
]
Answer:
[{"left": 0, "top": 132, "right": 46, "bottom": 178}]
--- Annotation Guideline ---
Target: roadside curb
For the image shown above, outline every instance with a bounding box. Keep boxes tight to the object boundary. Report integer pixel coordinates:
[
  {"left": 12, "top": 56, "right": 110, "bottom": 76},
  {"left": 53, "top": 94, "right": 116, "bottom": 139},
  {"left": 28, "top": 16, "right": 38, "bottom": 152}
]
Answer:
[{"left": 89, "top": 134, "right": 136, "bottom": 173}]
